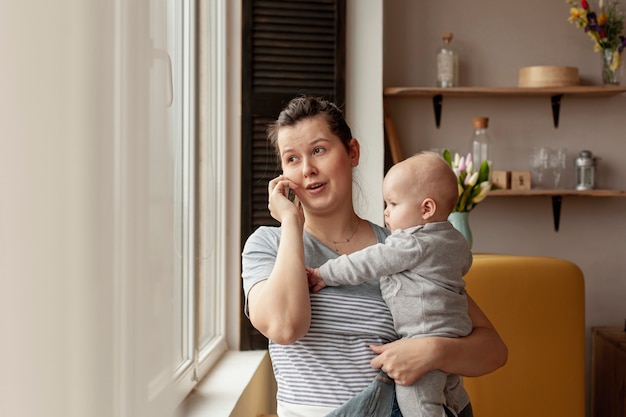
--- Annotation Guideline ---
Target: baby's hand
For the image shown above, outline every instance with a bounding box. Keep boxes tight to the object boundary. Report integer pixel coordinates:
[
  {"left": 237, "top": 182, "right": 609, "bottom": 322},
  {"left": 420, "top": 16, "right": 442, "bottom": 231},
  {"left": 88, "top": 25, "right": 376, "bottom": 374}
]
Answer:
[{"left": 305, "top": 267, "right": 327, "bottom": 293}]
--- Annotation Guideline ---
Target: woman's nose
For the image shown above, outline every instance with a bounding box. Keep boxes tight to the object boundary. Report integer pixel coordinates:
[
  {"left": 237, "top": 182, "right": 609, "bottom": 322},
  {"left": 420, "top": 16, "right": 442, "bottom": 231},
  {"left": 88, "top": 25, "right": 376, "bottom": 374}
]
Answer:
[{"left": 302, "top": 158, "right": 317, "bottom": 177}]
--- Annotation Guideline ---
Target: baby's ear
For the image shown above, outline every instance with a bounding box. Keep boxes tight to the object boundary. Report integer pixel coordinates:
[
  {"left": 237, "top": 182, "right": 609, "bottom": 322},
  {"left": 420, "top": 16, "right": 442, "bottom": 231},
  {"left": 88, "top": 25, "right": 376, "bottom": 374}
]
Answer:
[{"left": 421, "top": 198, "right": 436, "bottom": 220}]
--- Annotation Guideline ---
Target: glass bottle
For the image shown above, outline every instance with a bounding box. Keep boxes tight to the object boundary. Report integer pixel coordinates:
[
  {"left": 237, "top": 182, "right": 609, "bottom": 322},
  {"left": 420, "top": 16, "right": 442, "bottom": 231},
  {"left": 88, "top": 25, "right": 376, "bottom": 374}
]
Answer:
[
  {"left": 436, "top": 33, "right": 458, "bottom": 87},
  {"left": 469, "top": 117, "right": 492, "bottom": 173}
]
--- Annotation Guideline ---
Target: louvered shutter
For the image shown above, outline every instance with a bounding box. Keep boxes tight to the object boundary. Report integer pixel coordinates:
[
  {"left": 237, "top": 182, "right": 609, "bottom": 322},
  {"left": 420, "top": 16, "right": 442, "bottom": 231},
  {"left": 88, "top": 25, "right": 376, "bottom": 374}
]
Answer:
[{"left": 240, "top": 0, "right": 346, "bottom": 350}]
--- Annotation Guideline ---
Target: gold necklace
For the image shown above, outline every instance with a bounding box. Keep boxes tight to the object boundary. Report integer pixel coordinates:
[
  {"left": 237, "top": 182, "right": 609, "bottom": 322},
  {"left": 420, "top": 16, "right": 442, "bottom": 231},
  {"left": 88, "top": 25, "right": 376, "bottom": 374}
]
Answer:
[{"left": 330, "top": 219, "right": 360, "bottom": 253}]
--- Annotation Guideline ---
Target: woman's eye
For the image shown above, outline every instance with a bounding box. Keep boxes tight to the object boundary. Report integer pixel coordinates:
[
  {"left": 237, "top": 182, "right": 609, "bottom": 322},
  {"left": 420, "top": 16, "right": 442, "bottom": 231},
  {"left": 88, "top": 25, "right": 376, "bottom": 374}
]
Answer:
[
  {"left": 313, "top": 147, "right": 325, "bottom": 155},
  {"left": 285, "top": 155, "right": 298, "bottom": 164}
]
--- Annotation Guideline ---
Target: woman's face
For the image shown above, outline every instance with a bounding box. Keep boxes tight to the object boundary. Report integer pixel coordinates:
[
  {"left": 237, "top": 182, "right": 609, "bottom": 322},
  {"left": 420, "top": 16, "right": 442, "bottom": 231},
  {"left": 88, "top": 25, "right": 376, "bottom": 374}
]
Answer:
[{"left": 277, "top": 115, "right": 359, "bottom": 216}]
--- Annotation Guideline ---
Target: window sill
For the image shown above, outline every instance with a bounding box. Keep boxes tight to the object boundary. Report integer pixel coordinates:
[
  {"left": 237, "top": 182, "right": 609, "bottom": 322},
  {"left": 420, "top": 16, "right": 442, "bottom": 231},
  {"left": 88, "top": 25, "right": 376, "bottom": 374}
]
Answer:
[{"left": 180, "top": 350, "right": 276, "bottom": 417}]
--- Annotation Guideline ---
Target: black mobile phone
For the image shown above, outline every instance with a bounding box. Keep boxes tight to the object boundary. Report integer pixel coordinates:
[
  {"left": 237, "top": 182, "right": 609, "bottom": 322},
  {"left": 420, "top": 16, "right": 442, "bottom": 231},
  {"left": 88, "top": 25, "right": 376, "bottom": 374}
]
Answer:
[{"left": 287, "top": 187, "right": 296, "bottom": 202}]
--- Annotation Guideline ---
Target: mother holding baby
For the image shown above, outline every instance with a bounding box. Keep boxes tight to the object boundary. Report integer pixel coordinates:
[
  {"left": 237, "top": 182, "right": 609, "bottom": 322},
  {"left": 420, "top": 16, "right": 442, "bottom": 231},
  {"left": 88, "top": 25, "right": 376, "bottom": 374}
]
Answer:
[{"left": 242, "top": 95, "right": 507, "bottom": 417}]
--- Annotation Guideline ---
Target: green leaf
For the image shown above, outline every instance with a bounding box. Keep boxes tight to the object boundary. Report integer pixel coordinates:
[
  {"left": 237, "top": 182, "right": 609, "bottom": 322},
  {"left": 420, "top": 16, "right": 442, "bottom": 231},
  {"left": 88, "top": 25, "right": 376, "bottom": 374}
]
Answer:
[
  {"left": 442, "top": 149, "right": 452, "bottom": 165},
  {"left": 457, "top": 187, "right": 472, "bottom": 212},
  {"left": 478, "top": 160, "right": 490, "bottom": 183}
]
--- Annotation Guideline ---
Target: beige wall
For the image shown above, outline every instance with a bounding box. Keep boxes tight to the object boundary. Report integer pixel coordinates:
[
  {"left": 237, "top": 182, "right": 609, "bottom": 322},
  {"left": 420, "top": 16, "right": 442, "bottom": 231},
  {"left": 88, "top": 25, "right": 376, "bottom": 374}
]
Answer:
[{"left": 383, "top": 0, "right": 626, "bottom": 413}]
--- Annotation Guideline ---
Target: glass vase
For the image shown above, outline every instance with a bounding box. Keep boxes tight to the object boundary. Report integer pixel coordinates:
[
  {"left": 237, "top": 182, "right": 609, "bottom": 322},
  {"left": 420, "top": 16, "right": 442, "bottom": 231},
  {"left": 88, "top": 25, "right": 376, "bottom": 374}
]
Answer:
[
  {"left": 601, "top": 48, "right": 623, "bottom": 85},
  {"left": 448, "top": 212, "right": 473, "bottom": 249}
]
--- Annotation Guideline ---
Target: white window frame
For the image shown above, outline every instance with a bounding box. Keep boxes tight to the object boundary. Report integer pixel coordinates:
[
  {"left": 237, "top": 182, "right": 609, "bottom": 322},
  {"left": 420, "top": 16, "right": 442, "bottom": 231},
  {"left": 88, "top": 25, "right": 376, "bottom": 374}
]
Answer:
[
  {"left": 170, "top": 0, "right": 232, "bottom": 404},
  {"left": 173, "top": 0, "right": 231, "bottom": 400},
  {"left": 112, "top": 0, "right": 233, "bottom": 413}
]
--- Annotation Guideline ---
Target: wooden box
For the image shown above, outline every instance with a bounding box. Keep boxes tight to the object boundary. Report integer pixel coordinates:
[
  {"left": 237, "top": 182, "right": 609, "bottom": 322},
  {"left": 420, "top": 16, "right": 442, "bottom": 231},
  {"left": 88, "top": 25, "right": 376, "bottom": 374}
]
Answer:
[
  {"left": 511, "top": 171, "right": 531, "bottom": 190},
  {"left": 518, "top": 66, "right": 580, "bottom": 87},
  {"left": 492, "top": 170, "right": 511, "bottom": 190}
]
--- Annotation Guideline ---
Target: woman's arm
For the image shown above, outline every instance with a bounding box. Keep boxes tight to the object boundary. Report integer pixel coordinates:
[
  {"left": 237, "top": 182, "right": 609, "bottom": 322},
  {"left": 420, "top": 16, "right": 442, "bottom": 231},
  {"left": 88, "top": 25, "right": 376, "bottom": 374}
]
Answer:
[
  {"left": 369, "top": 294, "right": 508, "bottom": 386},
  {"left": 247, "top": 178, "right": 310, "bottom": 345}
]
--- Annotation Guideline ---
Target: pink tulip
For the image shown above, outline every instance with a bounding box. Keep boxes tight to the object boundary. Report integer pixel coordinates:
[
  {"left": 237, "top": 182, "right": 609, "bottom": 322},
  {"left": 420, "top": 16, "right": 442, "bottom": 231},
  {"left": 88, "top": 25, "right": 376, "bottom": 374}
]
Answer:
[
  {"left": 464, "top": 171, "right": 479, "bottom": 187},
  {"left": 458, "top": 156, "right": 466, "bottom": 172}
]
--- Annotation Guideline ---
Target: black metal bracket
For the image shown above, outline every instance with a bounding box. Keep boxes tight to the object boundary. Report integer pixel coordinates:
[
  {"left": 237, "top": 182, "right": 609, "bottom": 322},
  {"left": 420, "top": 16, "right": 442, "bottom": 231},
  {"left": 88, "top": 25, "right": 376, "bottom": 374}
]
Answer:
[
  {"left": 433, "top": 94, "right": 443, "bottom": 128},
  {"left": 551, "top": 195, "right": 562, "bottom": 231},
  {"left": 432, "top": 93, "right": 565, "bottom": 129},
  {"left": 551, "top": 94, "right": 563, "bottom": 128}
]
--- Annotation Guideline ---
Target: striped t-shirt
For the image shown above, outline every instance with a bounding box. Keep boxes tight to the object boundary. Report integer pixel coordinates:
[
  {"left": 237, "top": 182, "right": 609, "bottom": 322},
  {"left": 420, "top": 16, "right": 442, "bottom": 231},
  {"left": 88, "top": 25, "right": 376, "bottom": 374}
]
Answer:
[{"left": 242, "top": 222, "right": 397, "bottom": 408}]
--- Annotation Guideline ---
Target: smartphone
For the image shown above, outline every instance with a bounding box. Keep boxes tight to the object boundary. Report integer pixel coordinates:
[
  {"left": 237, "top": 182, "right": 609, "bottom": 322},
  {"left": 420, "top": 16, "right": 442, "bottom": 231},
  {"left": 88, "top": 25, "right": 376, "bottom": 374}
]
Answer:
[{"left": 287, "top": 187, "right": 296, "bottom": 202}]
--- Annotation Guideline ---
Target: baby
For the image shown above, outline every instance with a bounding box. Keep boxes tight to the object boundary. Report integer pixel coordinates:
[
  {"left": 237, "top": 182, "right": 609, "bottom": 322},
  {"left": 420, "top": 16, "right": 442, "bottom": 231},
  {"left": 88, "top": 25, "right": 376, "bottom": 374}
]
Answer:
[{"left": 307, "top": 151, "right": 473, "bottom": 417}]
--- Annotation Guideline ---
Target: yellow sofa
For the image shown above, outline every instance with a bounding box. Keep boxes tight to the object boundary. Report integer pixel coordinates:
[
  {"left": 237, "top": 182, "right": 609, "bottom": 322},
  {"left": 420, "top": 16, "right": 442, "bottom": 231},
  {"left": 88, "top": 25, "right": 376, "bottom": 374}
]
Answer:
[{"left": 462, "top": 254, "right": 586, "bottom": 417}]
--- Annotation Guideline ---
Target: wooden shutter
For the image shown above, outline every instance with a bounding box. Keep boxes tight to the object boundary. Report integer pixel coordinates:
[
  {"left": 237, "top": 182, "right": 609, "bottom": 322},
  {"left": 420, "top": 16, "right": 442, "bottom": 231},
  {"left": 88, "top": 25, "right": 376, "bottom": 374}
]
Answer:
[{"left": 240, "top": 0, "right": 346, "bottom": 350}]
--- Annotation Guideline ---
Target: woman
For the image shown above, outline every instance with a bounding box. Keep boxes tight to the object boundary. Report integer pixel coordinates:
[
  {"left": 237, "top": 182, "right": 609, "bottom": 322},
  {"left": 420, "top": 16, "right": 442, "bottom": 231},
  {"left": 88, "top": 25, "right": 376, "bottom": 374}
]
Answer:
[{"left": 241, "top": 96, "right": 508, "bottom": 417}]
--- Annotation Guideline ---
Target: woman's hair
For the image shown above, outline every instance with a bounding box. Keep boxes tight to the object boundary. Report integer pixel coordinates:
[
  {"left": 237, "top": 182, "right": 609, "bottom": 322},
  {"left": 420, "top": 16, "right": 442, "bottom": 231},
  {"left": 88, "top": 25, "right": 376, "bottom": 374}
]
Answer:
[{"left": 267, "top": 96, "right": 353, "bottom": 162}]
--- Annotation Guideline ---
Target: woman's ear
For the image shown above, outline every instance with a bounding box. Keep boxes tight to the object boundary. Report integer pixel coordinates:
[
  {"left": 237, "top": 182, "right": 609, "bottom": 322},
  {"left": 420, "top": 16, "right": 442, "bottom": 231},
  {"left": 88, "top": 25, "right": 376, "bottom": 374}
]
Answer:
[
  {"left": 421, "top": 198, "right": 436, "bottom": 220},
  {"left": 348, "top": 138, "right": 360, "bottom": 167}
]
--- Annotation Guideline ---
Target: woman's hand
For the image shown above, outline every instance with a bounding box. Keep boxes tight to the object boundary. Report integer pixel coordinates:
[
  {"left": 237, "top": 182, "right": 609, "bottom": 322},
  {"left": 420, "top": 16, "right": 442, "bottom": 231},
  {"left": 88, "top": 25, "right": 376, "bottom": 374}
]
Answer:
[
  {"left": 369, "top": 338, "right": 439, "bottom": 386},
  {"left": 268, "top": 175, "right": 303, "bottom": 226},
  {"left": 370, "top": 295, "right": 508, "bottom": 386}
]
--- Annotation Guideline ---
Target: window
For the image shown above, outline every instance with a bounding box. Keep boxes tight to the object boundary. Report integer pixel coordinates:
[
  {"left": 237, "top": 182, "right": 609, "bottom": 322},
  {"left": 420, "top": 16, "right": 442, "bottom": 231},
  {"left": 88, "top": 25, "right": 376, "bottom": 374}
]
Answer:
[
  {"left": 159, "top": 0, "right": 230, "bottom": 402},
  {"left": 4, "top": 1, "right": 236, "bottom": 416},
  {"left": 112, "top": 0, "right": 230, "bottom": 413}
]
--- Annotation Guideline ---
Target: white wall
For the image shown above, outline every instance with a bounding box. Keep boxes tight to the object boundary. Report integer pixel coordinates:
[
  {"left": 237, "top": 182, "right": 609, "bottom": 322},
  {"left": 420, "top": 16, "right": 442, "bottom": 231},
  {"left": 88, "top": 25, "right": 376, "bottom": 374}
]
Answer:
[
  {"left": 2, "top": 3, "right": 116, "bottom": 416},
  {"left": 224, "top": 0, "right": 243, "bottom": 353},
  {"left": 347, "top": 0, "right": 385, "bottom": 224},
  {"left": 383, "top": 1, "right": 626, "bottom": 414}
]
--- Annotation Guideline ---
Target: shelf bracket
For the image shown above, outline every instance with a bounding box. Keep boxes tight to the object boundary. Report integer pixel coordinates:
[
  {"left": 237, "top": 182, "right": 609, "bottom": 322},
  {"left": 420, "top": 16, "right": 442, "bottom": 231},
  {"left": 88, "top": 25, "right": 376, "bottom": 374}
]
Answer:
[
  {"left": 551, "top": 94, "right": 563, "bottom": 128},
  {"left": 433, "top": 94, "right": 443, "bottom": 128},
  {"left": 551, "top": 195, "right": 562, "bottom": 231}
]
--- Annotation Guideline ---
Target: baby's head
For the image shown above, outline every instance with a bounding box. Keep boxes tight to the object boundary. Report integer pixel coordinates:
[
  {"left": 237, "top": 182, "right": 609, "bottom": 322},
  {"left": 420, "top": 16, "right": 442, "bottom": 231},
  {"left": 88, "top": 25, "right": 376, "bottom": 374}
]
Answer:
[{"left": 382, "top": 151, "right": 459, "bottom": 231}]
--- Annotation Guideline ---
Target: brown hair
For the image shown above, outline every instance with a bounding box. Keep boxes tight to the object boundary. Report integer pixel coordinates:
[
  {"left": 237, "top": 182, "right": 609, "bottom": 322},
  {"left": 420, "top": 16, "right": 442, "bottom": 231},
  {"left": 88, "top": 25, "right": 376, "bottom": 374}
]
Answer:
[{"left": 266, "top": 96, "right": 353, "bottom": 164}]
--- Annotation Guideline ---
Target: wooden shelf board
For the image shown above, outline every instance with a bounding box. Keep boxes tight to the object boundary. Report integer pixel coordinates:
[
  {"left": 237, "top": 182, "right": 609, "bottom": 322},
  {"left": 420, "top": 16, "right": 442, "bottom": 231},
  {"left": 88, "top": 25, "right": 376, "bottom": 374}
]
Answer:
[
  {"left": 489, "top": 189, "right": 626, "bottom": 197},
  {"left": 488, "top": 189, "right": 626, "bottom": 231},
  {"left": 384, "top": 86, "right": 626, "bottom": 98}
]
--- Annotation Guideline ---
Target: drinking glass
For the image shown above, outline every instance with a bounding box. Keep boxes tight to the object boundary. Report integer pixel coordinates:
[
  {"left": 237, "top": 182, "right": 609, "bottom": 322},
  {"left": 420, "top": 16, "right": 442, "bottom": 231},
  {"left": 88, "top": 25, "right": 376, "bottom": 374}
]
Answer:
[
  {"left": 549, "top": 147, "right": 567, "bottom": 189},
  {"left": 529, "top": 147, "right": 550, "bottom": 188}
]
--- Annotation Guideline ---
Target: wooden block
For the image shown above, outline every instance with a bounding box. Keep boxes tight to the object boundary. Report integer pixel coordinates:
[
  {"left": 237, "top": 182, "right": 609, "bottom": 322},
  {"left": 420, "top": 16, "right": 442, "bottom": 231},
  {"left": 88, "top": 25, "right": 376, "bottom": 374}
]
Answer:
[
  {"left": 492, "top": 171, "right": 510, "bottom": 190},
  {"left": 511, "top": 171, "right": 531, "bottom": 190}
]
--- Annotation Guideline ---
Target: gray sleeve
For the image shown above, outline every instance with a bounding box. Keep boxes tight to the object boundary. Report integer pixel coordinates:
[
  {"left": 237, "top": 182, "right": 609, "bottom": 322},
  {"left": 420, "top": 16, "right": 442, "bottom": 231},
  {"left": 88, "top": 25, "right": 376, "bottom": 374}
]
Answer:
[
  {"left": 319, "top": 232, "right": 421, "bottom": 286},
  {"left": 241, "top": 227, "right": 280, "bottom": 316}
]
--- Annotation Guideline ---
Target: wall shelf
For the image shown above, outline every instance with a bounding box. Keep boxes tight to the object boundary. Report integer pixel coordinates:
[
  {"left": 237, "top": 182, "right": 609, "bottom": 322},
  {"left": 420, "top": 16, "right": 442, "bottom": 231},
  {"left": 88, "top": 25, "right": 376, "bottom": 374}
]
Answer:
[
  {"left": 488, "top": 189, "right": 626, "bottom": 231},
  {"left": 383, "top": 85, "right": 626, "bottom": 128},
  {"left": 383, "top": 86, "right": 626, "bottom": 231},
  {"left": 489, "top": 189, "right": 626, "bottom": 197}
]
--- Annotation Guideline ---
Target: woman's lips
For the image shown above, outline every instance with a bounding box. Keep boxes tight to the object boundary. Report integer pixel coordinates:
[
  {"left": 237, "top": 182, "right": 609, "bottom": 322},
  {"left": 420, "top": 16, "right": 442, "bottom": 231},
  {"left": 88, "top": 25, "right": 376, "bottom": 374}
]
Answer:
[{"left": 306, "top": 182, "right": 326, "bottom": 195}]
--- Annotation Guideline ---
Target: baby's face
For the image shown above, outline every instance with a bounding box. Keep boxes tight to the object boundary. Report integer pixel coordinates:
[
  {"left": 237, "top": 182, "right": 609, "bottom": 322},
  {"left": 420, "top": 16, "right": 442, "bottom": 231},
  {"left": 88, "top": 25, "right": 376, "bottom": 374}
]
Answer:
[{"left": 382, "top": 169, "right": 426, "bottom": 232}]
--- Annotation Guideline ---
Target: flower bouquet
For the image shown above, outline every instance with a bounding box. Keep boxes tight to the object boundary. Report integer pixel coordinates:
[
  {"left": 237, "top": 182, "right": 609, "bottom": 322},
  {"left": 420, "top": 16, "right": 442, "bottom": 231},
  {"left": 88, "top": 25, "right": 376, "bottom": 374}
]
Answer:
[
  {"left": 442, "top": 149, "right": 492, "bottom": 213},
  {"left": 566, "top": 0, "right": 626, "bottom": 83}
]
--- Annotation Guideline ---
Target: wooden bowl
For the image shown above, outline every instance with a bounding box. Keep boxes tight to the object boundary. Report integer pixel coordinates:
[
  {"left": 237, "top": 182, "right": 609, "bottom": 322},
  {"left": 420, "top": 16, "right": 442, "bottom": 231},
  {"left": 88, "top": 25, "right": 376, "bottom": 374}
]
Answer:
[{"left": 518, "top": 66, "right": 580, "bottom": 87}]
